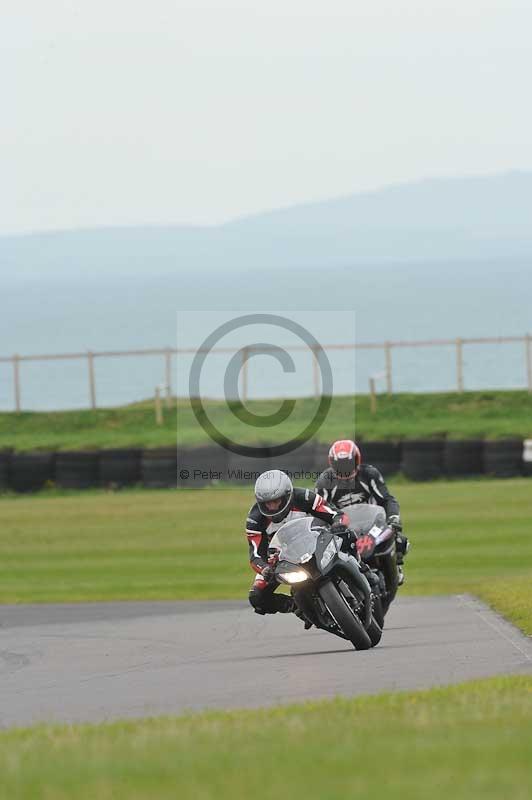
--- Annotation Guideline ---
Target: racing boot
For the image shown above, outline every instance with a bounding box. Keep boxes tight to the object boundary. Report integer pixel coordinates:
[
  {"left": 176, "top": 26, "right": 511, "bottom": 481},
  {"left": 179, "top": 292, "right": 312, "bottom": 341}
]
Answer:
[
  {"left": 397, "top": 566, "right": 405, "bottom": 586},
  {"left": 395, "top": 535, "right": 409, "bottom": 587}
]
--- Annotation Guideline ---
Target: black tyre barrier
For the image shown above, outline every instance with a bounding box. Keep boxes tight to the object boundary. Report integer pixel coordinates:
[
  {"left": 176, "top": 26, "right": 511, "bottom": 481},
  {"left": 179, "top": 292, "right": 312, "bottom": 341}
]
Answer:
[
  {"left": 100, "top": 449, "right": 142, "bottom": 488},
  {"left": 314, "top": 442, "right": 331, "bottom": 480},
  {"left": 55, "top": 451, "right": 99, "bottom": 489},
  {"left": 360, "top": 440, "right": 402, "bottom": 476},
  {"left": 226, "top": 448, "right": 272, "bottom": 486},
  {"left": 177, "top": 444, "right": 229, "bottom": 487},
  {"left": 3, "top": 438, "right": 531, "bottom": 493},
  {"left": 9, "top": 452, "right": 55, "bottom": 492},
  {"left": 443, "top": 439, "right": 484, "bottom": 477},
  {"left": 483, "top": 439, "right": 523, "bottom": 478},
  {"left": 0, "top": 449, "right": 12, "bottom": 490},
  {"left": 276, "top": 441, "right": 318, "bottom": 482},
  {"left": 523, "top": 440, "right": 532, "bottom": 477},
  {"left": 141, "top": 448, "right": 177, "bottom": 488},
  {"left": 401, "top": 439, "right": 445, "bottom": 481}
]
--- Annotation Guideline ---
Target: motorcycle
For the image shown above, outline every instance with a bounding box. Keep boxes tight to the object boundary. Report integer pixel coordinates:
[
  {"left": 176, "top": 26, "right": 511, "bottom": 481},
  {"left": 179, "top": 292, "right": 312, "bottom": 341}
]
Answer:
[
  {"left": 269, "top": 516, "right": 382, "bottom": 650},
  {"left": 341, "top": 503, "right": 400, "bottom": 624}
]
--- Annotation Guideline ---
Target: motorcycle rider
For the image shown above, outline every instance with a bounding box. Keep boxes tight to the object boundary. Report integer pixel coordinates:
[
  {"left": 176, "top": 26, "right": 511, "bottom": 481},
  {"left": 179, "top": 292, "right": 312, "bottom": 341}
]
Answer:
[
  {"left": 246, "top": 469, "right": 352, "bottom": 615},
  {"left": 315, "top": 440, "right": 408, "bottom": 583}
]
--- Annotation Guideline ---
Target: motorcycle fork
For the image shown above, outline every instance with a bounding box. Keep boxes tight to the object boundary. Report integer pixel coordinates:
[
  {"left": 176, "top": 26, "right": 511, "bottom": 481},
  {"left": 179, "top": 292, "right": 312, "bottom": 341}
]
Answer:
[
  {"left": 337, "top": 579, "right": 364, "bottom": 617},
  {"left": 372, "top": 551, "right": 399, "bottom": 604},
  {"left": 294, "top": 585, "right": 345, "bottom": 637},
  {"left": 362, "top": 568, "right": 386, "bottom": 610}
]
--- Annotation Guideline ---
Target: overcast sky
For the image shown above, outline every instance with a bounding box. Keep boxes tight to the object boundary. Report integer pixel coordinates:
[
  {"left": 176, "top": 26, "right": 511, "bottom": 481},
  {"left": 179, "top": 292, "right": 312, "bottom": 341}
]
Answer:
[{"left": 2, "top": 0, "right": 530, "bottom": 235}]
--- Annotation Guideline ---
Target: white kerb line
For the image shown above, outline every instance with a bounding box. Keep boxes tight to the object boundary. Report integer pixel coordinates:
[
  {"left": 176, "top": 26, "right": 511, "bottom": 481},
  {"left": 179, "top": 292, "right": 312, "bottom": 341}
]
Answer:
[{"left": 456, "top": 594, "right": 532, "bottom": 663}]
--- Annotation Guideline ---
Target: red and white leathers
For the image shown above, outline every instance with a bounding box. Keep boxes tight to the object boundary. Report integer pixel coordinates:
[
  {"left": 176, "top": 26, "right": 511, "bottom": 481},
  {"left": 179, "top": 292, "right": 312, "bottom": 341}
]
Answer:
[{"left": 245, "top": 486, "right": 344, "bottom": 614}]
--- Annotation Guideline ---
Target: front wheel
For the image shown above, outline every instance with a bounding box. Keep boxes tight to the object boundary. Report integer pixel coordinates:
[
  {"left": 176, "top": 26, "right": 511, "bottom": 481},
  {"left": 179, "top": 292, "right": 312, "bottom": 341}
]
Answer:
[
  {"left": 318, "top": 580, "right": 371, "bottom": 651},
  {"left": 372, "top": 594, "right": 385, "bottom": 629},
  {"left": 366, "top": 615, "right": 382, "bottom": 647}
]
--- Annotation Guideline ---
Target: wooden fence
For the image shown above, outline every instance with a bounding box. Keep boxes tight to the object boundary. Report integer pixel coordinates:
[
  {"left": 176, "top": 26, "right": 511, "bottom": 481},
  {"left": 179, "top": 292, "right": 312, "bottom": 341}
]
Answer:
[{"left": 1, "top": 334, "right": 532, "bottom": 411}]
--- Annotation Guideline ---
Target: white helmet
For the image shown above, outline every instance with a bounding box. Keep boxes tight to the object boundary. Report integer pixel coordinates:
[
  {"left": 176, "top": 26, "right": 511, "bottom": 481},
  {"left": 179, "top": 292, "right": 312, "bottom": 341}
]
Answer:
[{"left": 254, "top": 469, "right": 293, "bottom": 522}]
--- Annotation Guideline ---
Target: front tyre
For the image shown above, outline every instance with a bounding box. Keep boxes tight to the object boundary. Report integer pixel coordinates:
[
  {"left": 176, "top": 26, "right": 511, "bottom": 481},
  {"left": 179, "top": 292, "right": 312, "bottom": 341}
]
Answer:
[
  {"left": 348, "top": 586, "right": 382, "bottom": 647},
  {"left": 372, "top": 594, "right": 385, "bottom": 629},
  {"left": 366, "top": 615, "right": 382, "bottom": 647},
  {"left": 318, "top": 581, "right": 371, "bottom": 651}
]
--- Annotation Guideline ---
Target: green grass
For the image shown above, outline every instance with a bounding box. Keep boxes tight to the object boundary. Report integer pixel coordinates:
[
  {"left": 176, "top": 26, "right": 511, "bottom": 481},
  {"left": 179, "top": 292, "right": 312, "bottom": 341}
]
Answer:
[
  {"left": 1, "top": 389, "right": 532, "bottom": 450},
  {"left": 0, "top": 479, "right": 531, "bottom": 634},
  {"left": 1, "top": 676, "right": 531, "bottom": 800},
  {"left": 1, "top": 486, "right": 530, "bottom": 797}
]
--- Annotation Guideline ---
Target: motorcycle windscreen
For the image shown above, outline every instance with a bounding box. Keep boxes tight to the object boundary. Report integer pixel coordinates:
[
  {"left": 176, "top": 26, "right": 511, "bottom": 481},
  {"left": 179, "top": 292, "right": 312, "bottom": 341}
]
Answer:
[
  {"left": 343, "top": 503, "right": 386, "bottom": 534},
  {"left": 272, "top": 517, "right": 321, "bottom": 564}
]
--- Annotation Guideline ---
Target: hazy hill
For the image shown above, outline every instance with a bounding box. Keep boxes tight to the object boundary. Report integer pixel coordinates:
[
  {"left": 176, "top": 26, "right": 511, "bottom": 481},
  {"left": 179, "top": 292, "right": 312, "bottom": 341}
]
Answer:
[
  {"left": 2, "top": 171, "right": 531, "bottom": 283},
  {"left": 2, "top": 172, "right": 532, "bottom": 408}
]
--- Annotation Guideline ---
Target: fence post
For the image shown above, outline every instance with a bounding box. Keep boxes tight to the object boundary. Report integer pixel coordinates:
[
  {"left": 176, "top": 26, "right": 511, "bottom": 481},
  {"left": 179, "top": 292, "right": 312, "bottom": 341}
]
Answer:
[
  {"left": 13, "top": 354, "right": 21, "bottom": 412},
  {"left": 241, "top": 346, "right": 249, "bottom": 403},
  {"left": 369, "top": 377, "right": 377, "bottom": 414},
  {"left": 155, "top": 386, "right": 163, "bottom": 425},
  {"left": 526, "top": 334, "right": 532, "bottom": 394},
  {"left": 87, "top": 351, "right": 97, "bottom": 409},
  {"left": 384, "top": 342, "right": 393, "bottom": 395},
  {"left": 312, "top": 346, "right": 320, "bottom": 398},
  {"left": 165, "top": 348, "right": 172, "bottom": 408},
  {"left": 456, "top": 337, "right": 464, "bottom": 393}
]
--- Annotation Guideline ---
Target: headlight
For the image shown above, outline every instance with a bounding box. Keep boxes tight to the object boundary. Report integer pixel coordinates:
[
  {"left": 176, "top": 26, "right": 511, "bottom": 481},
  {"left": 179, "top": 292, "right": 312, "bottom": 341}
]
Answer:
[
  {"left": 320, "top": 540, "right": 337, "bottom": 568},
  {"left": 279, "top": 570, "right": 308, "bottom": 584}
]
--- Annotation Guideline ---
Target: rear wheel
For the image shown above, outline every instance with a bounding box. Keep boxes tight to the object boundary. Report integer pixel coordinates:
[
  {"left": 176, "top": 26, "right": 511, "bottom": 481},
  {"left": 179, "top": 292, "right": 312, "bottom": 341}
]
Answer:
[{"left": 318, "top": 581, "right": 371, "bottom": 651}]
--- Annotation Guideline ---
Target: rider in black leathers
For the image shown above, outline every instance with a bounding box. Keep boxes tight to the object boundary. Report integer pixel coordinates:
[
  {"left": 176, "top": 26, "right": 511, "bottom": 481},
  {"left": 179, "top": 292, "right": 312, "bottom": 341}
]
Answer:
[{"left": 315, "top": 440, "right": 409, "bottom": 582}]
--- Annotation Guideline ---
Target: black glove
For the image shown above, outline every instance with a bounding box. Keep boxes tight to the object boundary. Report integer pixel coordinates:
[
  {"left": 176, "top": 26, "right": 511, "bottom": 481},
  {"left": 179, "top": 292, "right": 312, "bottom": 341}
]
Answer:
[
  {"left": 387, "top": 514, "right": 402, "bottom": 532},
  {"left": 330, "top": 520, "right": 348, "bottom": 536},
  {"left": 330, "top": 513, "right": 350, "bottom": 536},
  {"left": 261, "top": 565, "right": 275, "bottom": 583},
  {"left": 388, "top": 515, "right": 408, "bottom": 562},
  {"left": 331, "top": 521, "right": 357, "bottom": 552}
]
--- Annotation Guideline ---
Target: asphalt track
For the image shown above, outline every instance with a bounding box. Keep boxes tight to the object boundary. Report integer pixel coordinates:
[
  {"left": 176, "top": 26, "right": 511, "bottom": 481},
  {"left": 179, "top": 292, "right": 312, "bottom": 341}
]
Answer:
[{"left": 1, "top": 595, "right": 531, "bottom": 729}]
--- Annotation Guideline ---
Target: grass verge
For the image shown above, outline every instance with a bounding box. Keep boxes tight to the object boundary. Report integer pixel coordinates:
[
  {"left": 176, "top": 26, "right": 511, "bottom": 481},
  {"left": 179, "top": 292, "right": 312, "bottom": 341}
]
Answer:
[
  {"left": 1, "top": 389, "right": 532, "bottom": 450},
  {"left": 0, "top": 479, "right": 531, "bottom": 634},
  {"left": 1, "top": 676, "right": 531, "bottom": 800}
]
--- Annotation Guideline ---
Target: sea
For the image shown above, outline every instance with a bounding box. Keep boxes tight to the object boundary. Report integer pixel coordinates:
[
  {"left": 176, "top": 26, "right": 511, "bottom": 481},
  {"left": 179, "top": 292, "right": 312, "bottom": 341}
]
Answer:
[{"left": 1, "top": 258, "right": 531, "bottom": 411}]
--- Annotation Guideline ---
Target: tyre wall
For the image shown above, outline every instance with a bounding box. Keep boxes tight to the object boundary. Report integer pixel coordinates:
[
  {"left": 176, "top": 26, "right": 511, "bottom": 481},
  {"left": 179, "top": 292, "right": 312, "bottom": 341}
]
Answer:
[
  {"left": 523, "top": 439, "right": 532, "bottom": 477},
  {"left": 483, "top": 439, "right": 524, "bottom": 478},
  {"left": 56, "top": 451, "right": 100, "bottom": 489},
  {"left": 1, "top": 438, "right": 529, "bottom": 492},
  {"left": 100, "top": 449, "right": 142, "bottom": 488},
  {"left": 401, "top": 439, "right": 445, "bottom": 481},
  {"left": 9, "top": 452, "right": 55, "bottom": 493},
  {"left": 177, "top": 444, "right": 229, "bottom": 487},
  {"left": 361, "top": 440, "right": 402, "bottom": 476},
  {"left": 140, "top": 448, "right": 177, "bottom": 488},
  {"left": 443, "top": 439, "right": 484, "bottom": 477},
  {"left": 0, "top": 449, "right": 12, "bottom": 490}
]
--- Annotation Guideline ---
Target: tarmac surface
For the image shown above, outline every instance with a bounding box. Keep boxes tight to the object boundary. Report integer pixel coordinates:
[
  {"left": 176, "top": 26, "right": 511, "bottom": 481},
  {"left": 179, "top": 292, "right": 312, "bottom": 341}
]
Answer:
[{"left": 1, "top": 595, "right": 531, "bottom": 728}]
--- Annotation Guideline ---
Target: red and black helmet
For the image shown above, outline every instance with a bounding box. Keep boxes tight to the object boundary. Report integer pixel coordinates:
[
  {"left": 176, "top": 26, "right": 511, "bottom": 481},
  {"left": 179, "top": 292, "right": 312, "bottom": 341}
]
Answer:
[{"left": 328, "top": 439, "right": 361, "bottom": 479}]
